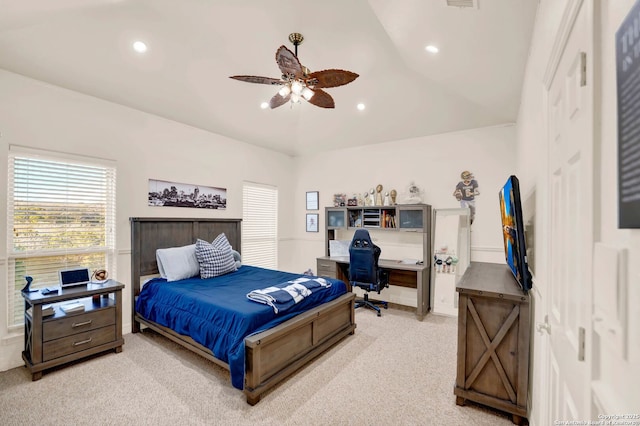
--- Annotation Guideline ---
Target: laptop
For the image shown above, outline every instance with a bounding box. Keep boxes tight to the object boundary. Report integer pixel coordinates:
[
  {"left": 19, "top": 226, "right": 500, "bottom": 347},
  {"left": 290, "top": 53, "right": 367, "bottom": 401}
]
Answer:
[{"left": 59, "top": 268, "right": 91, "bottom": 288}]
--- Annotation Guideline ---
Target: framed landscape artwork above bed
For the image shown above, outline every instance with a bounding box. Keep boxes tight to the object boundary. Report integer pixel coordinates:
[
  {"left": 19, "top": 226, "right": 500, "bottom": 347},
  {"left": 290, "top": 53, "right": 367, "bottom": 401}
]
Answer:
[{"left": 148, "top": 179, "right": 227, "bottom": 209}]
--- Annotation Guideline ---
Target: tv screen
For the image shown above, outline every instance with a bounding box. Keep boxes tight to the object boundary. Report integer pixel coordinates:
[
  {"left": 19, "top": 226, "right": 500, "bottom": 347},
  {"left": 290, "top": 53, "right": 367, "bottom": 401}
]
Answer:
[{"left": 498, "top": 175, "right": 532, "bottom": 292}]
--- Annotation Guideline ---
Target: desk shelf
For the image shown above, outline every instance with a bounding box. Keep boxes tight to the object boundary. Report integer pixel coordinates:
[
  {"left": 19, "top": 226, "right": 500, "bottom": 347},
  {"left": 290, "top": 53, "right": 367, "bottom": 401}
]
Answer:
[{"left": 324, "top": 205, "right": 432, "bottom": 256}]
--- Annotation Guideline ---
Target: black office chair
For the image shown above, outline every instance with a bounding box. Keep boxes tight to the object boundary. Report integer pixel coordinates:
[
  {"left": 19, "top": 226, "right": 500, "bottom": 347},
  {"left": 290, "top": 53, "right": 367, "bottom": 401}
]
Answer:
[{"left": 349, "top": 229, "right": 389, "bottom": 316}]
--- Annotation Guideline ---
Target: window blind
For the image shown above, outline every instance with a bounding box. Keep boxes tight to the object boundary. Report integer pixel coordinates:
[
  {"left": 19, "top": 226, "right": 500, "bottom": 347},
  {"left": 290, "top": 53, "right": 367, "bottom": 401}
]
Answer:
[
  {"left": 242, "top": 182, "right": 278, "bottom": 269},
  {"left": 7, "top": 150, "right": 116, "bottom": 327}
]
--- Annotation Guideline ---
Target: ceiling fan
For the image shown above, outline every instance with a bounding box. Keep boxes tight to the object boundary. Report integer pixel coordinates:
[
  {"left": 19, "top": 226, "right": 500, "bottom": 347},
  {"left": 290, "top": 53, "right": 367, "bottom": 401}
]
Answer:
[{"left": 230, "top": 33, "right": 359, "bottom": 109}]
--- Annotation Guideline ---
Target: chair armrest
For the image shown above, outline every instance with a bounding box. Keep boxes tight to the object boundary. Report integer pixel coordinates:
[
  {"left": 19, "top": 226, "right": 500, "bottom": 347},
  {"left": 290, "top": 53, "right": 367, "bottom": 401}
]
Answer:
[{"left": 376, "top": 269, "right": 389, "bottom": 292}]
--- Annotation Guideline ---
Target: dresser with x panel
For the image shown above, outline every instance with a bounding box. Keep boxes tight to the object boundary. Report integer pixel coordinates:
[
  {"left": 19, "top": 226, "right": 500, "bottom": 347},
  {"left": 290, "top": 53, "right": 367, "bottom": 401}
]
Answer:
[{"left": 454, "top": 262, "right": 530, "bottom": 425}]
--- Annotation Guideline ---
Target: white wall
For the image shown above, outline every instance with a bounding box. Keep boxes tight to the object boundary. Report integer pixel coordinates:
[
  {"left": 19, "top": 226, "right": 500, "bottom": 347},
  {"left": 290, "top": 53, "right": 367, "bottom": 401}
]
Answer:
[
  {"left": 289, "top": 124, "right": 517, "bottom": 272},
  {"left": 591, "top": 0, "right": 640, "bottom": 413},
  {"left": 0, "top": 70, "right": 297, "bottom": 371},
  {"left": 286, "top": 125, "right": 517, "bottom": 309}
]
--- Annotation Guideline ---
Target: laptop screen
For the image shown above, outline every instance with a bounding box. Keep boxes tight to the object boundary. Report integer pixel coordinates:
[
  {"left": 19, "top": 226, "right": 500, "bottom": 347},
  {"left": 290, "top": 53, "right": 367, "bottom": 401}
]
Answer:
[{"left": 60, "top": 268, "right": 90, "bottom": 286}]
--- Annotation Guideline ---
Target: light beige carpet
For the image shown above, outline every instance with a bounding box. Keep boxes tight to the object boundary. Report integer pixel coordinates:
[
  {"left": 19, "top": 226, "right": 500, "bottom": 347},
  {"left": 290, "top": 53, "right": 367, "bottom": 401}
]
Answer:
[{"left": 0, "top": 308, "right": 515, "bottom": 425}]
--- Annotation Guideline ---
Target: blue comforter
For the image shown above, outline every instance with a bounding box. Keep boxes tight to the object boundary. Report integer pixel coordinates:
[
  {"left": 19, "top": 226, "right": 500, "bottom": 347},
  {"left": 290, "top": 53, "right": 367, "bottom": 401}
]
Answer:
[{"left": 135, "top": 265, "right": 347, "bottom": 389}]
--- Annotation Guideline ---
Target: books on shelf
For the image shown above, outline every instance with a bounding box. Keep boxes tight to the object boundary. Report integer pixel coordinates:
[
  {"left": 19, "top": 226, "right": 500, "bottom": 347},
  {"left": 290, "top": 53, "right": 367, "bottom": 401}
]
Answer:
[
  {"left": 26, "top": 304, "right": 55, "bottom": 317},
  {"left": 42, "top": 304, "right": 54, "bottom": 316},
  {"left": 61, "top": 302, "right": 85, "bottom": 314}
]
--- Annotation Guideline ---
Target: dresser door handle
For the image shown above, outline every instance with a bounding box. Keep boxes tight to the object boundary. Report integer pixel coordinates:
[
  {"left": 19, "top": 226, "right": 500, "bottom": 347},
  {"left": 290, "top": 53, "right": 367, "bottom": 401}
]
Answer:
[
  {"left": 72, "top": 320, "right": 92, "bottom": 328},
  {"left": 73, "top": 338, "right": 92, "bottom": 346}
]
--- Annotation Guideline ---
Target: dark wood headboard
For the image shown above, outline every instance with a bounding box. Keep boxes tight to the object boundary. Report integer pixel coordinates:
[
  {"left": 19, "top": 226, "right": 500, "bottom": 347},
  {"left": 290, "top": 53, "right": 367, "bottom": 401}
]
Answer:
[{"left": 129, "top": 217, "right": 242, "bottom": 297}]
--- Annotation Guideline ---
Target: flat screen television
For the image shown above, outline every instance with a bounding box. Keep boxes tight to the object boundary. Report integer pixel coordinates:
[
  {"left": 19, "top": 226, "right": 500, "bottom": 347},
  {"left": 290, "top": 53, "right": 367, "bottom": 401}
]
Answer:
[{"left": 498, "top": 175, "right": 533, "bottom": 292}]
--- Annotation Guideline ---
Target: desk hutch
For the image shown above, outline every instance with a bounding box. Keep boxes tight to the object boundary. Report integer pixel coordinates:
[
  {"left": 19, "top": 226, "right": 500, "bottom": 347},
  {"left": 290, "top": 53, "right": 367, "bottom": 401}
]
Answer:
[{"left": 317, "top": 204, "right": 432, "bottom": 319}]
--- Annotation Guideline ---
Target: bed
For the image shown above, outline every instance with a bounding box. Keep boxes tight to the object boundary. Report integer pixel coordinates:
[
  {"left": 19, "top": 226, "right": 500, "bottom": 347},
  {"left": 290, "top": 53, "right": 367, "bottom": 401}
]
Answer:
[{"left": 130, "top": 217, "right": 356, "bottom": 405}]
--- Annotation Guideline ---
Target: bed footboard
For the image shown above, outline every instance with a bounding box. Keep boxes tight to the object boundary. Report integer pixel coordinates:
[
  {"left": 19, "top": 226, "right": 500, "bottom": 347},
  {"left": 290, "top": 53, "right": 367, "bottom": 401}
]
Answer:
[{"left": 243, "top": 292, "right": 356, "bottom": 405}]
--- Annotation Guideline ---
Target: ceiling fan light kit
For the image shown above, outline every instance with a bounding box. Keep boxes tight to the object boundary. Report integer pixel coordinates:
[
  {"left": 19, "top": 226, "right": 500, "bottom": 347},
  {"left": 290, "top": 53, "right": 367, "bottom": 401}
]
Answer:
[{"left": 230, "top": 33, "right": 358, "bottom": 109}]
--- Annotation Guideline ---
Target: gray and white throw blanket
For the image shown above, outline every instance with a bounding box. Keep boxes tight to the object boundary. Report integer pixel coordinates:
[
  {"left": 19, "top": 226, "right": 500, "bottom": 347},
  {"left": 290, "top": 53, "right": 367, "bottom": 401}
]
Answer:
[{"left": 246, "top": 277, "right": 332, "bottom": 314}]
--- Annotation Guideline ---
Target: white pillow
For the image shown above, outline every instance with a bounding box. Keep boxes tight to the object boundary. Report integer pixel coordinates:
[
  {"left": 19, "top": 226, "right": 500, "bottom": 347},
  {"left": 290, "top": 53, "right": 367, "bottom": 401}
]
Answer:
[
  {"left": 156, "top": 244, "right": 200, "bottom": 282},
  {"left": 231, "top": 249, "right": 242, "bottom": 269}
]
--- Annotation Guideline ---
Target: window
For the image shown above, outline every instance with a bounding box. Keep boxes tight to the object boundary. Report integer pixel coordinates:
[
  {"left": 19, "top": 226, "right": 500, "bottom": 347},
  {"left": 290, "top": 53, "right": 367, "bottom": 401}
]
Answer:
[
  {"left": 7, "top": 147, "right": 116, "bottom": 327},
  {"left": 242, "top": 182, "right": 277, "bottom": 269}
]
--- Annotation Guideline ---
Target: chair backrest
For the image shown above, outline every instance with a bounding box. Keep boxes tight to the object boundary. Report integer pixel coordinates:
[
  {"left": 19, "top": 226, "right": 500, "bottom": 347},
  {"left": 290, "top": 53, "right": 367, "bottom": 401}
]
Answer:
[{"left": 349, "top": 229, "right": 382, "bottom": 290}]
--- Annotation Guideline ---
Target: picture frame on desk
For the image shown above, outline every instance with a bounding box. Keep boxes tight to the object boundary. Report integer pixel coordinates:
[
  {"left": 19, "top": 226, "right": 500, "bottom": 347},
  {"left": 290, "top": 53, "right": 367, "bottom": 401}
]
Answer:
[
  {"left": 306, "top": 213, "right": 319, "bottom": 232},
  {"left": 306, "top": 191, "right": 319, "bottom": 210}
]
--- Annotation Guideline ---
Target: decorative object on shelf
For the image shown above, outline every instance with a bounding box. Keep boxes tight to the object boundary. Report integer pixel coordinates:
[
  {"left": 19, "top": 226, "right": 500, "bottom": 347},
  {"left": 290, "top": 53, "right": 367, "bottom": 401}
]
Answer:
[
  {"left": 404, "top": 181, "right": 423, "bottom": 204},
  {"left": 383, "top": 192, "right": 390, "bottom": 206},
  {"left": 368, "top": 188, "right": 375, "bottom": 206},
  {"left": 434, "top": 245, "right": 457, "bottom": 274},
  {"left": 229, "top": 33, "right": 359, "bottom": 109},
  {"left": 347, "top": 195, "right": 358, "bottom": 206},
  {"left": 375, "top": 184, "right": 383, "bottom": 206},
  {"left": 453, "top": 170, "right": 480, "bottom": 224},
  {"left": 21, "top": 276, "right": 37, "bottom": 293},
  {"left": 91, "top": 269, "right": 109, "bottom": 282},
  {"left": 333, "top": 193, "right": 346, "bottom": 207},
  {"left": 306, "top": 213, "right": 319, "bottom": 232},
  {"left": 306, "top": 191, "right": 319, "bottom": 210},
  {"left": 61, "top": 302, "right": 85, "bottom": 314},
  {"left": 148, "top": 179, "right": 227, "bottom": 210},
  {"left": 390, "top": 189, "right": 397, "bottom": 205}
]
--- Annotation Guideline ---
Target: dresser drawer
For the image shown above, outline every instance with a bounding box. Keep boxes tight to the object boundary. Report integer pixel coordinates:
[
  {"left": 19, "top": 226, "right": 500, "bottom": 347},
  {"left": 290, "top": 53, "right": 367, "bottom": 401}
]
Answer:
[
  {"left": 43, "top": 326, "right": 116, "bottom": 362},
  {"left": 43, "top": 308, "right": 116, "bottom": 342}
]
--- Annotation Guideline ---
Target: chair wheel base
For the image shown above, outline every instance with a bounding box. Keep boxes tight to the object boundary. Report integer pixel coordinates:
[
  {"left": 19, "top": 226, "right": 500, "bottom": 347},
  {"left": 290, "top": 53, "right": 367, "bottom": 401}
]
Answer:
[{"left": 354, "top": 294, "right": 388, "bottom": 316}]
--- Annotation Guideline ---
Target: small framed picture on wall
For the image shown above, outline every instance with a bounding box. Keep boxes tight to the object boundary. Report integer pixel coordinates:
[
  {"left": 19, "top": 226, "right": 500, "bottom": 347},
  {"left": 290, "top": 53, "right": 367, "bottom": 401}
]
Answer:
[
  {"left": 306, "top": 191, "right": 319, "bottom": 210},
  {"left": 306, "top": 213, "right": 319, "bottom": 232}
]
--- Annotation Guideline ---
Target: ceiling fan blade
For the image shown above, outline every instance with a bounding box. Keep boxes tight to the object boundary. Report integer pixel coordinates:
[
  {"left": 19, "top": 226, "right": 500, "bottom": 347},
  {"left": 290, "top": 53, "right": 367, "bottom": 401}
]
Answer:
[
  {"left": 306, "top": 69, "right": 359, "bottom": 88},
  {"left": 269, "top": 92, "right": 291, "bottom": 109},
  {"left": 229, "top": 75, "right": 284, "bottom": 85},
  {"left": 307, "top": 89, "right": 335, "bottom": 109},
  {"left": 276, "top": 45, "right": 304, "bottom": 79}
]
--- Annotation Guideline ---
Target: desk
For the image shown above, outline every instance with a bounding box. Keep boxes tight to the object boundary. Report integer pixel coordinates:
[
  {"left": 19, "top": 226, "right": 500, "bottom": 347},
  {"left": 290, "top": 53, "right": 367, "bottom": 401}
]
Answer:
[{"left": 317, "top": 256, "right": 430, "bottom": 320}]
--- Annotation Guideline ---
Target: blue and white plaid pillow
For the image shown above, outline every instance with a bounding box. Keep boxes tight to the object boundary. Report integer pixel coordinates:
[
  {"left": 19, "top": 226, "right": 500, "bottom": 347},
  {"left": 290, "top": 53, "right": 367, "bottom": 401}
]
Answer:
[{"left": 195, "top": 236, "right": 237, "bottom": 279}]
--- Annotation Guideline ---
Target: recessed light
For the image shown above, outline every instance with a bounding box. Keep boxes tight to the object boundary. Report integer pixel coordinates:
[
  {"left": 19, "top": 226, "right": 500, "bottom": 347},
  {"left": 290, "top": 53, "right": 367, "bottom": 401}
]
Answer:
[
  {"left": 260, "top": 102, "right": 269, "bottom": 109},
  {"left": 357, "top": 103, "right": 366, "bottom": 111},
  {"left": 133, "top": 41, "right": 148, "bottom": 53},
  {"left": 425, "top": 45, "right": 439, "bottom": 54}
]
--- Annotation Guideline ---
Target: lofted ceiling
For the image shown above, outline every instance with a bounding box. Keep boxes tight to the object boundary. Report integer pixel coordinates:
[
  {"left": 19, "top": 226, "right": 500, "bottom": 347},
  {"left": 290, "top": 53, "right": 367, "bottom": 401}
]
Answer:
[{"left": 0, "top": 0, "right": 538, "bottom": 157}]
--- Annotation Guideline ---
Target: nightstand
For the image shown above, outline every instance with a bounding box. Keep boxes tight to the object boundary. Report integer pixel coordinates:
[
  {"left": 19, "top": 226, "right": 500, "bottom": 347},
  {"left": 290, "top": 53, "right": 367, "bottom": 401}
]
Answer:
[{"left": 22, "top": 279, "right": 124, "bottom": 380}]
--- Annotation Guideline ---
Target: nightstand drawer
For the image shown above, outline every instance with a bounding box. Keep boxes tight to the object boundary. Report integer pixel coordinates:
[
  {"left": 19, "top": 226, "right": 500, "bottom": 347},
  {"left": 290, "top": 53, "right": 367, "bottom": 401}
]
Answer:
[
  {"left": 43, "top": 308, "right": 116, "bottom": 342},
  {"left": 43, "top": 326, "right": 116, "bottom": 361}
]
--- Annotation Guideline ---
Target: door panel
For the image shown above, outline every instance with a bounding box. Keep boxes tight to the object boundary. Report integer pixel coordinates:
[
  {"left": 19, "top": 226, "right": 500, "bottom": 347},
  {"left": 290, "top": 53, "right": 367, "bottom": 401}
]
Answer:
[{"left": 542, "top": 0, "right": 594, "bottom": 423}]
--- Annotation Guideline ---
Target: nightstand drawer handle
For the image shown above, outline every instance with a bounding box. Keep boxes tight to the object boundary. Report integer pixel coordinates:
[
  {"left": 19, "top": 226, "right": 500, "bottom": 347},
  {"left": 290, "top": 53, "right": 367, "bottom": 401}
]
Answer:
[
  {"left": 72, "top": 320, "right": 93, "bottom": 328},
  {"left": 73, "top": 338, "right": 92, "bottom": 346}
]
